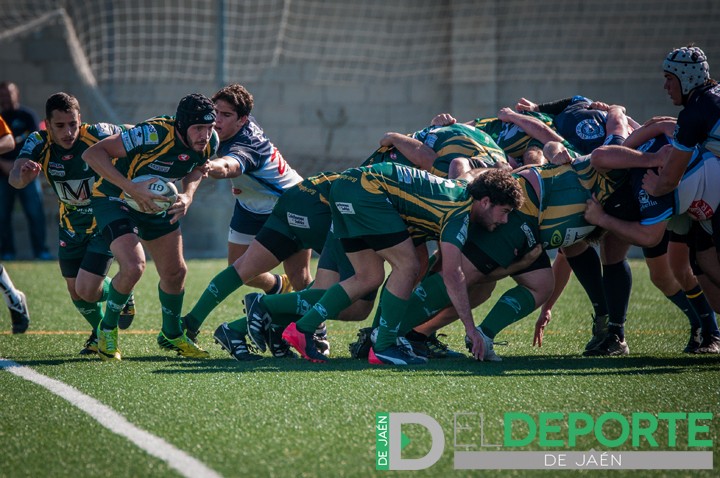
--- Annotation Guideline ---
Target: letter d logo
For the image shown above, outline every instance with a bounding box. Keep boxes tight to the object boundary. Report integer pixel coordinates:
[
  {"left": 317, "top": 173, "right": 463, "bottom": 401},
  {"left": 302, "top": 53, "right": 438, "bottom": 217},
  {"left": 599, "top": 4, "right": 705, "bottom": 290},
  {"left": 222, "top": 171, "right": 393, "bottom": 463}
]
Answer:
[{"left": 388, "top": 413, "right": 444, "bottom": 470}]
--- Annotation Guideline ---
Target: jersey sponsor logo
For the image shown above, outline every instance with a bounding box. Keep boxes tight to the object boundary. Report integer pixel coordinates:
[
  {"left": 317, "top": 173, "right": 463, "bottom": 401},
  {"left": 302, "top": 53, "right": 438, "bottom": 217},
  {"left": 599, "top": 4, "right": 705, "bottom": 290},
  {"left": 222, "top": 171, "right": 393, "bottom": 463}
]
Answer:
[
  {"left": 177, "top": 153, "right": 190, "bottom": 161},
  {"left": 575, "top": 119, "right": 605, "bottom": 140},
  {"left": 19, "top": 132, "right": 43, "bottom": 155},
  {"left": 61, "top": 154, "right": 73, "bottom": 161},
  {"left": 59, "top": 240, "right": 67, "bottom": 247},
  {"left": 637, "top": 189, "right": 658, "bottom": 211},
  {"left": 287, "top": 212, "right": 310, "bottom": 229},
  {"left": 456, "top": 216, "right": 469, "bottom": 244},
  {"left": 688, "top": 200, "right": 714, "bottom": 221},
  {"left": 424, "top": 134, "right": 438, "bottom": 148},
  {"left": 521, "top": 223, "right": 537, "bottom": 247},
  {"left": 148, "top": 163, "right": 171, "bottom": 173},
  {"left": 335, "top": 202, "right": 355, "bottom": 214},
  {"left": 95, "top": 123, "right": 116, "bottom": 137},
  {"left": 49, "top": 169, "right": 66, "bottom": 177},
  {"left": 53, "top": 178, "right": 94, "bottom": 206},
  {"left": 562, "top": 225, "right": 596, "bottom": 247},
  {"left": 49, "top": 162, "right": 65, "bottom": 169},
  {"left": 143, "top": 124, "right": 159, "bottom": 144},
  {"left": 120, "top": 128, "right": 144, "bottom": 150}
]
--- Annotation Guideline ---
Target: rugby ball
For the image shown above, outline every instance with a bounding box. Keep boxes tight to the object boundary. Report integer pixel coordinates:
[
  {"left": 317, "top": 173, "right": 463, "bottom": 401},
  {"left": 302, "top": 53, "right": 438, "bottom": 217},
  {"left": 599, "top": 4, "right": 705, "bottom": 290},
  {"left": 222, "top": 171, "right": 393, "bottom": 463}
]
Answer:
[{"left": 124, "top": 175, "right": 178, "bottom": 213}]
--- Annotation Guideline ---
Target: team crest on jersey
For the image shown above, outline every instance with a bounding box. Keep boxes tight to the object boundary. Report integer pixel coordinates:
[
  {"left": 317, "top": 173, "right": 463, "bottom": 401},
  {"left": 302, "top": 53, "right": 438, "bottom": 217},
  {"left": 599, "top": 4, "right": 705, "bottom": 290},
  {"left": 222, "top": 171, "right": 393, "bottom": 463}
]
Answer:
[
  {"left": 335, "top": 202, "right": 355, "bottom": 214},
  {"left": 550, "top": 229, "right": 564, "bottom": 248},
  {"left": 575, "top": 119, "right": 605, "bottom": 140},
  {"left": 287, "top": 213, "right": 310, "bottom": 229},
  {"left": 178, "top": 153, "right": 190, "bottom": 161},
  {"left": 142, "top": 124, "right": 159, "bottom": 144}
]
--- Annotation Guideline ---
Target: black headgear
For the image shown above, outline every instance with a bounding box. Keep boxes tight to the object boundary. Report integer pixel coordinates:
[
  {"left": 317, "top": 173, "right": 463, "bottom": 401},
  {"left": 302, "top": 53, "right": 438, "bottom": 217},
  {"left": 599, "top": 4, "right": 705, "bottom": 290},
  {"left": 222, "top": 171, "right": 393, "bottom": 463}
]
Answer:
[{"left": 175, "top": 93, "right": 216, "bottom": 144}]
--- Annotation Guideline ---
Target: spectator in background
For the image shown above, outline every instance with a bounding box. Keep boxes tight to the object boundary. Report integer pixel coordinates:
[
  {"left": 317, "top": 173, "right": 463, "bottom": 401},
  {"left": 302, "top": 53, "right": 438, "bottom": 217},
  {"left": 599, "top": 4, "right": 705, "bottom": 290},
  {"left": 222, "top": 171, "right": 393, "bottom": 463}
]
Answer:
[
  {"left": 0, "top": 81, "right": 51, "bottom": 260},
  {"left": 0, "top": 115, "right": 30, "bottom": 333}
]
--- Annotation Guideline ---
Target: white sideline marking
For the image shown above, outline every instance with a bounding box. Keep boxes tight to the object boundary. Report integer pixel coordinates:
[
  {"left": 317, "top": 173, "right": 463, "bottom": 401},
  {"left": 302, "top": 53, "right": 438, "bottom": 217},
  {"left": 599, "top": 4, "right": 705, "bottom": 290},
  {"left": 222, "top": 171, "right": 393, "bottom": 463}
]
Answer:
[{"left": 0, "top": 358, "right": 222, "bottom": 478}]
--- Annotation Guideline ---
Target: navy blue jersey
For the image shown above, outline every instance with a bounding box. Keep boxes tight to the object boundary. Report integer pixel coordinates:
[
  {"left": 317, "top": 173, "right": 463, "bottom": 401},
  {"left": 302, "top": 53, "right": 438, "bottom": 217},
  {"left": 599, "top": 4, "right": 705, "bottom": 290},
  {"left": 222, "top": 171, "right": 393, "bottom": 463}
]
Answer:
[
  {"left": 217, "top": 115, "right": 302, "bottom": 214},
  {"left": 553, "top": 96, "right": 607, "bottom": 155},
  {"left": 673, "top": 83, "right": 720, "bottom": 158}
]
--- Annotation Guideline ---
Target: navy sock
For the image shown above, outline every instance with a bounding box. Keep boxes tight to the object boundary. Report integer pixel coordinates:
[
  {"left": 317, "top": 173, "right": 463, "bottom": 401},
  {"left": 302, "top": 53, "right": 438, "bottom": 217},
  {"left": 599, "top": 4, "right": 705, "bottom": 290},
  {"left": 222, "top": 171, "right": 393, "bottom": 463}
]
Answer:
[
  {"left": 666, "top": 290, "right": 701, "bottom": 329},
  {"left": 566, "top": 247, "right": 608, "bottom": 317},
  {"left": 603, "top": 260, "right": 632, "bottom": 341},
  {"left": 686, "top": 285, "right": 720, "bottom": 337}
]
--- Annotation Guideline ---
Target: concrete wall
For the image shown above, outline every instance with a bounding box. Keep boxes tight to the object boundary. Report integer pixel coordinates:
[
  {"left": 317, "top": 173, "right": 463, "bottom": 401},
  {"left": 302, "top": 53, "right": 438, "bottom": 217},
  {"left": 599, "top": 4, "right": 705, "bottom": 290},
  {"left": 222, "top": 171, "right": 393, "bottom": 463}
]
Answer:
[{"left": 1, "top": 1, "right": 719, "bottom": 258}]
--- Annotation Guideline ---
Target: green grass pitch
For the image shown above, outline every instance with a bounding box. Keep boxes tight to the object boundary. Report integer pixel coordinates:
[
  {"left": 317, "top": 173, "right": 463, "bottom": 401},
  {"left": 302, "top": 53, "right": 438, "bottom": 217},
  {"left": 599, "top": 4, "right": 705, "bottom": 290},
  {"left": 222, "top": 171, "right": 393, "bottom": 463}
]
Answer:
[{"left": 0, "top": 258, "right": 718, "bottom": 477}]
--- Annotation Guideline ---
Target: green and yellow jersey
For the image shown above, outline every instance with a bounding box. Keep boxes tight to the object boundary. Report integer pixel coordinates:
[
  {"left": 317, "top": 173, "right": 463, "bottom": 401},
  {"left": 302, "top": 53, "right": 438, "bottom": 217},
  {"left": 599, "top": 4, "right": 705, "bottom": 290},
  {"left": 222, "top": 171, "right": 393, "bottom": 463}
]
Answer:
[
  {"left": 362, "top": 123, "right": 507, "bottom": 176},
  {"left": 474, "top": 111, "right": 555, "bottom": 159},
  {"left": 334, "top": 163, "right": 472, "bottom": 248},
  {"left": 18, "top": 122, "right": 124, "bottom": 233},
  {"left": 93, "top": 116, "right": 218, "bottom": 200}
]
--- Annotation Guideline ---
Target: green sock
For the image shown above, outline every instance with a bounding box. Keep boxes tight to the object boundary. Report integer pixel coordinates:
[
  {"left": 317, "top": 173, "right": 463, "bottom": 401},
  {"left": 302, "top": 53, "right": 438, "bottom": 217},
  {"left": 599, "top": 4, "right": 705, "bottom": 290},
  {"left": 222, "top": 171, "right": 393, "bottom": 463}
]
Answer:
[
  {"left": 100, "top": 277, "right": 111, "bottom": 302},
  {"left": 72, "top": 299, "right": 103, "bottom": 330},
  {"left": 187, "top": 266, "right": 244, "bottom": 329},
  {"left": 160, "top": 286, "right": 185, "bottom": 338},
  {"left": 479, "top": 285, "right": 536, "bottom": 339},
  {"left": 295, "top": 283, "right": 351, "bottom": 333},
  {"left": 397, "top": 273, "right": 450, "bottom": 336},
  {"left": 263, "top": 289, "right": 326, "bottom": 316},
  {"left": 99, "top": 282, "right": 130, "bottom": 330},
  {"left": 228, "top": 316, "right": 248, "bottom": 335},
  {"left": 374, "top": 288, "right": 410, "bottom": 352},
  {"left": 371, "top": 278, "right": 390, "bottom": 328}
]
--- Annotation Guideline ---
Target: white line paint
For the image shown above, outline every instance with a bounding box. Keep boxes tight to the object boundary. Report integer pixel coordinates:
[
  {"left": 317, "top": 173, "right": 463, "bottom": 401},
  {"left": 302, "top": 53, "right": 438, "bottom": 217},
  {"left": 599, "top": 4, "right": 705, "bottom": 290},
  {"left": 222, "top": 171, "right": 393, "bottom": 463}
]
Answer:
[{"left": 0, "top": 358, "right": 222, "bottom": 478}]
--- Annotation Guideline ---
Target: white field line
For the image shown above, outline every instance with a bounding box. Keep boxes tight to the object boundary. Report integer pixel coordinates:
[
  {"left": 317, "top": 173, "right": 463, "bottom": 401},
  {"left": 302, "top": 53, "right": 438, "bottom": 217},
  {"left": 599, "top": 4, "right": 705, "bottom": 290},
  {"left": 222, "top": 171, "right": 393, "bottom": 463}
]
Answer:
[{"left": 0, "top": 358, "right": 222, "bottom": 478}]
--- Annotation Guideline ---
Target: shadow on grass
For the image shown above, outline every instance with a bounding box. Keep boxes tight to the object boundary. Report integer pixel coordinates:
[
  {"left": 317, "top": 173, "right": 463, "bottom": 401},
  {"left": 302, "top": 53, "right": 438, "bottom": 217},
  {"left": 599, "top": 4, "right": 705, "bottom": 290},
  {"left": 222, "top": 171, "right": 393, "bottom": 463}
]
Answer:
[
  {"left": 143, "top": 353, "right": 720, "bottom": 377},
  {"left": 9, "top": 352, "right": 719, "bottom": 377}
]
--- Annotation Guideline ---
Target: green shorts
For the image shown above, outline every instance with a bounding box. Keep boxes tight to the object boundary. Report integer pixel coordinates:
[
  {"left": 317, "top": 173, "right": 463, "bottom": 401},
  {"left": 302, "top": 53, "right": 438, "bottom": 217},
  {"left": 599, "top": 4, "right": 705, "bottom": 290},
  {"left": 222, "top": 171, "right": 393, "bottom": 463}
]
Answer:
[
  {"left": 91, "top": 196, "right": 179, "bottom": 242},
  {"left": 261, "top": 186, "right": 332, "bottom": 253},
  {"left": 330, "top": 170, "right": 407, "bottom": 239},
  {"left": 57, "top": 227, "right": 112, "bottom": 261},
  {"left": 463, "top": 210, "right": 541, "bottom": 270}
]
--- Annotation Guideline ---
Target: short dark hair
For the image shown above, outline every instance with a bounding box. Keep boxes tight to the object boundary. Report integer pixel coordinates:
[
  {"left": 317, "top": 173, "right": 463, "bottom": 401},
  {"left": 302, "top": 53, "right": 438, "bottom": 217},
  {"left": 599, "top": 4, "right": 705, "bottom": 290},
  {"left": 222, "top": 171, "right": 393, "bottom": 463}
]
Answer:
[
  {"left": 467, "top": 169, "right": 523, "bottom": 209},
  {"left": 45, "top": 92, "right": 80, "bottom": 119},
  {"left": 212, "top": 84, "right": 253, "bottom": 117}
]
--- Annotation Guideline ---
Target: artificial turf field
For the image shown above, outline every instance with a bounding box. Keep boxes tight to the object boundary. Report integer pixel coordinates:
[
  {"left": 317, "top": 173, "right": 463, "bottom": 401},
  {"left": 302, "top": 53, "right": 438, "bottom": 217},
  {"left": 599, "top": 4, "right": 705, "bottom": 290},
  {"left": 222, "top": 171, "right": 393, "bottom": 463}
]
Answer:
[{"left": 0, "top": 258, "right": 718, "bottom": 478}]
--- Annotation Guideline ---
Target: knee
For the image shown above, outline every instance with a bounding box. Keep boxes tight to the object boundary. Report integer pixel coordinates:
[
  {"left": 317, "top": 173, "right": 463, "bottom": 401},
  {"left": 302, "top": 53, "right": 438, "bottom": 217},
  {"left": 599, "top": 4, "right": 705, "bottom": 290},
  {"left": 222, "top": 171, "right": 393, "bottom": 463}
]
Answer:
[
  {"left": 163, "top": 262, "right": 187, "bottom": 289},
  {"left": 75, "top": 281, "right": 102, "bottom": 302},
  {"left": 353, "top": 266, "right": 386, "bottom": 292},
  {"left": 119, "top": 257, "right": 146, "bottom": 285}
]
